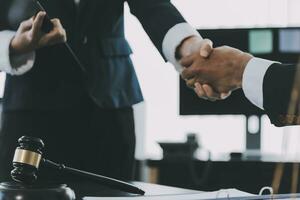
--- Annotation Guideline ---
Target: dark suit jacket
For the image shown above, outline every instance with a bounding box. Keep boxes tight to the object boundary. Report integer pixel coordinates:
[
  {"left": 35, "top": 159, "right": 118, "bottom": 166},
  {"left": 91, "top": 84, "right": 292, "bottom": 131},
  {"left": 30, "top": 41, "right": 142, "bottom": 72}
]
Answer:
[
  {"left": 263, "top": 63, "right": 299, "bottom": 127},
  {"left": 0, "top": 0, "right": 186, "bottom": 110}
]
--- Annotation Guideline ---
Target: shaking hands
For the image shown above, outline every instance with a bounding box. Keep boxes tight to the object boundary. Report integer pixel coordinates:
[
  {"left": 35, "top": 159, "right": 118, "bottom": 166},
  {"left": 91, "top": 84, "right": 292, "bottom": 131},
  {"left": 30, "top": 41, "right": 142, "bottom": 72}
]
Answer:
[
  {"left": 10, "top": 11, "right": 66, "bottom": 55},
  {"left": 180, "top": 44, "right": 253, "bottom": 101}
]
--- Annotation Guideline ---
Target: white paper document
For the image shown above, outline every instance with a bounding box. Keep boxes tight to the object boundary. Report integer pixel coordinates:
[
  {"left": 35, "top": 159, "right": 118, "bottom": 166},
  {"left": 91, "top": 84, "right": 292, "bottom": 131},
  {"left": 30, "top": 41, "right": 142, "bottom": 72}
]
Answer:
[{"left": 83, "top": 188, "right": 254, "bottom": 200}]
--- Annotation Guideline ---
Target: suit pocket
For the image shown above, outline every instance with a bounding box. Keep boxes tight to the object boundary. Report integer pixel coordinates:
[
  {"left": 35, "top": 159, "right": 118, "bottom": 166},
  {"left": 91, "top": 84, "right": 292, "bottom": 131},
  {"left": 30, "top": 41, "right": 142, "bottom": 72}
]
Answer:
[
  {"left": 86, "top": 37, "right": 142, "bottom": 107},
  {"left": 97, "top": 37, "right": 133, "bottom": 56}
]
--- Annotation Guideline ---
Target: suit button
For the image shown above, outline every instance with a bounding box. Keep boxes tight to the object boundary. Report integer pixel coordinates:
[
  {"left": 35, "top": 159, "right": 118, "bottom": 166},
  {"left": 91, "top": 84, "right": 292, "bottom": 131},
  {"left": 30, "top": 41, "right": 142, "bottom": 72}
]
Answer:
[{"left": 82, "top": 36, "right": 88, "bottom": 44}]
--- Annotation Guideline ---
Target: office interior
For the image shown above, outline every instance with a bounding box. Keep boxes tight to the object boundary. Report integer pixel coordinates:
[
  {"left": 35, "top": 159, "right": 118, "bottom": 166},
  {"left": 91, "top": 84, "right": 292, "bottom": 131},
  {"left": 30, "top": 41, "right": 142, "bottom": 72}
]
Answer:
[
  {"left": 1, "top": 0, "right": 300, "bottom": 198},
  {"left": 128, "top": 0, "right": 300, "bottom": 194}
]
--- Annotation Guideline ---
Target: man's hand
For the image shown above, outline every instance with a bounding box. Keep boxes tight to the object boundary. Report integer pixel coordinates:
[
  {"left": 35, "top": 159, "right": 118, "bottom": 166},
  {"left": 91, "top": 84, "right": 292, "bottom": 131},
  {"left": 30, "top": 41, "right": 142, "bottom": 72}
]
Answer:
[
  {"left": 181, "top": 46, "right": 253, "bottom": 98},
  {"left": 10, "top": 11, "right": 67, "bottom": 55},
  {"left": 178, "top": 37, "right": 231, "bottom": 101}
]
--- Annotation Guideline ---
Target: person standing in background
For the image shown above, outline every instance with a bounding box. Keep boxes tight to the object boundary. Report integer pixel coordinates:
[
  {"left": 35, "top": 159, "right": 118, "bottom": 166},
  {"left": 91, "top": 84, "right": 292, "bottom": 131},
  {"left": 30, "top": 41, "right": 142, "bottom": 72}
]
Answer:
[{"left": 0, "top": 0, "right": 214, "bottom": 182}]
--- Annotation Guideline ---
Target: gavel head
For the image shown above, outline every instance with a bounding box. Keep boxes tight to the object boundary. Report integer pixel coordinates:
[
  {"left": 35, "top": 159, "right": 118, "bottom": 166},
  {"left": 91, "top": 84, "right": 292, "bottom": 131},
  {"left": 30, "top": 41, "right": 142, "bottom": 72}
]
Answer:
[{"left": 11, "top": 136, "right": 45, "bottom": 184}]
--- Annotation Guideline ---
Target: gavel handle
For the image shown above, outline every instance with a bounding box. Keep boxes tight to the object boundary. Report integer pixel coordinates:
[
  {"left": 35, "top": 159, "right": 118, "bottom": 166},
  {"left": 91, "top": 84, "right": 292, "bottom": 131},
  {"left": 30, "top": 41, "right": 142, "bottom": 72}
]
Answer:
[{"left": 43, "top": 159, "right": 145, "bottom": 195}]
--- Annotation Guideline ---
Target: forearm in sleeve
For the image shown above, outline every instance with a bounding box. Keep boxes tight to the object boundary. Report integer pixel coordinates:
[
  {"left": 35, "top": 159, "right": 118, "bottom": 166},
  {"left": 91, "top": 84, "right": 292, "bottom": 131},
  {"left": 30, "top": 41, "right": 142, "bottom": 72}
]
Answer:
[{"left": 127, "top": 0, "right": 202, "bottom": 71}]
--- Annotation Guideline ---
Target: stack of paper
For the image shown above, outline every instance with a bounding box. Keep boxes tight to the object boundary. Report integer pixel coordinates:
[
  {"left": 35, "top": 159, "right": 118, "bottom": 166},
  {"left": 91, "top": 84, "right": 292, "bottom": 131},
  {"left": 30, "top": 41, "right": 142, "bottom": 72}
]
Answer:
[{"left": 83, "top": 189, "right": 254, "bottom": 200}]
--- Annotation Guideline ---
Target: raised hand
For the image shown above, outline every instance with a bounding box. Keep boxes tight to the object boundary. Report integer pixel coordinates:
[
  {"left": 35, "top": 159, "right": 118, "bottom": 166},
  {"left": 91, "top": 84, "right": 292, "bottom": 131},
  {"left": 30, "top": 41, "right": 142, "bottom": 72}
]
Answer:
[
  {"left": 10, "top": 11, "right": 67, "bottom": 55},
  {"left": 181, "top": 46, "right": 253, "bottom": 99}
]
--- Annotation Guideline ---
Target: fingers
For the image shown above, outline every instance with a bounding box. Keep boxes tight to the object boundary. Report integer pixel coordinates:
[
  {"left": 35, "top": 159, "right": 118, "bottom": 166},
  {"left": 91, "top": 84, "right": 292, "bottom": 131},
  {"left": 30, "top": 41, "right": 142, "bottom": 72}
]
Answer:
[
  {"left": 50, "top": 18, "right": 67, "bottom": 42},
  {"left": 194, "top": 83, "right": 230, "bottom": 101},
  {"left": 186, "top": 78, "right": 197, "bottom": 88},
  {"left": 194, "top": 83, "right": 208, "bottom": 100},
  {"left": 18, "top": 18, "right": 33, "bottom": 32},
  {"left": 31, "top": 11, "right": 46, "bottom": 39},
  {"left": 199, "top": 38, "right": 213, "bottom": 58},
  {"left": 39, "top": 18, "right": 67, "bottom": 46},
  {"left": 202, "top": 84, "right": 220, "bottom": 101}
]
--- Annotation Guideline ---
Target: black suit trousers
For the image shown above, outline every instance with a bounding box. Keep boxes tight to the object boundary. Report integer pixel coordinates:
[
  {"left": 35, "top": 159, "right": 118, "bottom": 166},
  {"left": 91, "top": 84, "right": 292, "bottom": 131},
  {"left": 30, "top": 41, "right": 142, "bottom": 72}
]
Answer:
[{"left": 0, "top": 97, "right": 136, "bottom": 182}]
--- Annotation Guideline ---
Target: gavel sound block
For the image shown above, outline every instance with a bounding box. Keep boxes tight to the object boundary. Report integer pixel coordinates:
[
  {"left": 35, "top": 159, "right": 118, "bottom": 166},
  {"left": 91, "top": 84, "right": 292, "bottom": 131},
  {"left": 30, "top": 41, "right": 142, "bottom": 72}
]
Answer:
[
  {"left": 0, "top": 182, "right": 75, "bottom": 200},
  {"left": 0, "top": 136, "right": 75, "bottom": 200},
  {"left": 0, "top": 136, "right": 144, "bottom": 200}
]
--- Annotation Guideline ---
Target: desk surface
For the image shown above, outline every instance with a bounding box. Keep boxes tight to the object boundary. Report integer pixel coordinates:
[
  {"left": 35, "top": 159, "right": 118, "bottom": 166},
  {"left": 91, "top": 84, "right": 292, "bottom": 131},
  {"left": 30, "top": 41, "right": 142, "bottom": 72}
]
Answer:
[
  {"left": 131, "top": 182, "right": 199, "bottom": 196},
  {"left": 70, "top": 181, "right": 200, "bottom": 199}
]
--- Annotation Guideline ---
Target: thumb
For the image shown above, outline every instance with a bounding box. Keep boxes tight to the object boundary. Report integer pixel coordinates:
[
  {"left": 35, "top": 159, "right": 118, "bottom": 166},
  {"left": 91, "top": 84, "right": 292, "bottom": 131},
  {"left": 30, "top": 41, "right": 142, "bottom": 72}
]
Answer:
[{"left": 199, "top": 39, "right": 213, "bottom": 58}]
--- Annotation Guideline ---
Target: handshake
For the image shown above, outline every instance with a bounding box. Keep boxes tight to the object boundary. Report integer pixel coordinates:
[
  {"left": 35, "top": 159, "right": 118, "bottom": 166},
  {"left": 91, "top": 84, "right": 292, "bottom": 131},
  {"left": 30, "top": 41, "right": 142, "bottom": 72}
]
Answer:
[{"left": 179, "top": 38, "right": 253, "bottom": 101}]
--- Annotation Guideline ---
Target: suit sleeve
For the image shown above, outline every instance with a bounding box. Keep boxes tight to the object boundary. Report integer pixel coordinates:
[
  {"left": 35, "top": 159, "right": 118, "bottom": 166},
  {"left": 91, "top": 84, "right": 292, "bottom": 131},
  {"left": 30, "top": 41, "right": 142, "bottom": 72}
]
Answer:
[
  {"left": 126, "top": 0, "right": 202, "bottom": 71},
  {"left": 263, "top": 63, "right": 298, "bottom": 127}
]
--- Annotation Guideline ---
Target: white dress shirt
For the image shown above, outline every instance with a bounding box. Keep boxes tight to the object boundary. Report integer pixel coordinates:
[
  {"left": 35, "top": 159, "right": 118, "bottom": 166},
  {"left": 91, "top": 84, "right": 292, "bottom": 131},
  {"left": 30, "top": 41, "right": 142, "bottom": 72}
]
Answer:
[
  {"left": 0, "top": 31, "right": 35, "bottom": 75},
  {"left": 0, "top": 1, "right": 273, "bottom": 110},
  {"left": 242, "top": 58, "right": 278, "bottom": 110}
]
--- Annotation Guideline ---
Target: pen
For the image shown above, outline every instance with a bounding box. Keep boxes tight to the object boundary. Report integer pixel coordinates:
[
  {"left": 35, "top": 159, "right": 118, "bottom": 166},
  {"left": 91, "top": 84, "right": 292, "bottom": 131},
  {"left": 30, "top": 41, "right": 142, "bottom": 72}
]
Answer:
[{"left": 33, "top": 0, "right": 87, "bottom": 73}]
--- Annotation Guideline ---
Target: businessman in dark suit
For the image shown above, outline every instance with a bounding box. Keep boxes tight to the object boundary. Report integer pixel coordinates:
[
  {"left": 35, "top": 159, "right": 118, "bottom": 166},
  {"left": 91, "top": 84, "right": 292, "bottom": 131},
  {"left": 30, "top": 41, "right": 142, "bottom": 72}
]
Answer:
[
  {"left": 0, "top": 0, "right": 213, "bottom": 182},
  {"left": 180, "top": 46, "right": 299, "bottom": 127}
]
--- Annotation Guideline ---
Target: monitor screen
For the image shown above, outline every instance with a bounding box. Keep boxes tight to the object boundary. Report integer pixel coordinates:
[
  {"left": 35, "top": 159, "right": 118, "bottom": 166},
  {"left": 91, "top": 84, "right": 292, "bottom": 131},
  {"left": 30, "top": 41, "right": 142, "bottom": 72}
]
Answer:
[{"left": 180, "top": 27, "right": 300, "bottom": 116}]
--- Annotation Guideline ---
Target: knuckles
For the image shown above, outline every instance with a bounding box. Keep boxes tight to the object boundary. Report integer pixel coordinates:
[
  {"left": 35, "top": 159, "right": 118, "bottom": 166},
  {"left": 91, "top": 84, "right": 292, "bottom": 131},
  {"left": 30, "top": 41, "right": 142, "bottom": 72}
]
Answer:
[
  {"left": 53, "top": 28, "right": 67, "bottom": 41},
  {"left": 52, "top": 18, "right": 61, "bottom": 24},
  {"left": 19, "top": 22, "right": 26, "bottom": 28},
  {"left": 56, "top": 29, "right": 65, "bottom": 37}
]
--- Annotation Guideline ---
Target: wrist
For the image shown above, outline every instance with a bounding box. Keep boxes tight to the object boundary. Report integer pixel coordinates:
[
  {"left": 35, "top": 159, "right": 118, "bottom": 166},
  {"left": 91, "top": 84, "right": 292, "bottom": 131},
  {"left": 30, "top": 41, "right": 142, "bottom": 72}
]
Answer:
[
  {"left": 235, "top": 53, "right": 253, "bottom": 88},
  {"left": 10, "top": 37, "right": 33, "bottom": 56},
  {"left": 9, "top": 37, "right": 27, "bottom": 56},
  {"left": 9, "top": 36, "right": 18, "bottom": 56}
]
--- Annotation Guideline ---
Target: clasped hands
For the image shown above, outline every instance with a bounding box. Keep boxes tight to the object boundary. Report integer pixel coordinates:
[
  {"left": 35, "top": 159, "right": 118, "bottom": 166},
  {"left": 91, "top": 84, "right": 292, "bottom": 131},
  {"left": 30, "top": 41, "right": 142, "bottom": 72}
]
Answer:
[{"left": 180, "top": 38, "right": 253, "bottom": 101}]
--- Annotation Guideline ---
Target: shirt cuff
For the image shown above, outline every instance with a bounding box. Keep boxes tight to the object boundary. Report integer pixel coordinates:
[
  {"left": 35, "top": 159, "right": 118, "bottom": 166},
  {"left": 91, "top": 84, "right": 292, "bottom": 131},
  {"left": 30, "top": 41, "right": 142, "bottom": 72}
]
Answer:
[
  {"left": 242, "top": 57, "right": 279, "bottom": 110},
  {"left": 162, "top": 23, "right": 202, "bottom": 73},
  {"left": 0, "top": 30, "right": 35, "bottom": 75}
]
